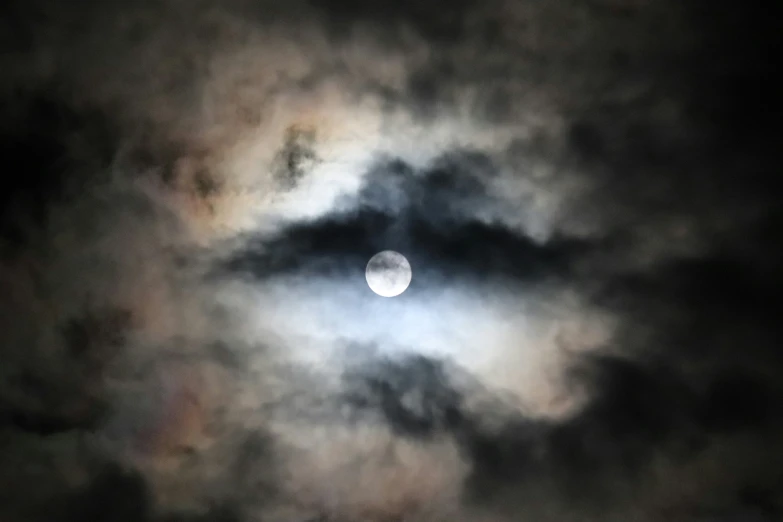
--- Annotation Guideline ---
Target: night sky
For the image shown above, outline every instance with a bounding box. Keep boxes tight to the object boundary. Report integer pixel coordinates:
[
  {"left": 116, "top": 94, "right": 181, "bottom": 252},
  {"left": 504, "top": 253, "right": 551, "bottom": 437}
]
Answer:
[{"left": 1, "top": 1, "right": 782, "bottom": 521}]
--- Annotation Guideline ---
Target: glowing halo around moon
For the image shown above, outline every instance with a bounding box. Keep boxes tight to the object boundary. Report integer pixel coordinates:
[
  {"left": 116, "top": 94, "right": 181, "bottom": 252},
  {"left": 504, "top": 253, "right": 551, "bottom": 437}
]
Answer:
[{"left": 365, "top": 250, "right": 412, "bottom": 297}]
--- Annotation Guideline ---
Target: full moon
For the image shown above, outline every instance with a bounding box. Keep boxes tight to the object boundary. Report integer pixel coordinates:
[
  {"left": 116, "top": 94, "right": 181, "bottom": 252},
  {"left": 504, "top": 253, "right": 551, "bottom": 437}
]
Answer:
[{"left": 365, "top": 251, "right": 412, "bottom": 297}]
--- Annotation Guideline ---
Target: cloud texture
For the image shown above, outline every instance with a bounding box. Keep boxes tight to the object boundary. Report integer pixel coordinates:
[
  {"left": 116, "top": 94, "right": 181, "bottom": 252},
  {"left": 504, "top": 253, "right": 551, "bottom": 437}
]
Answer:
[{"left": 1, "top": 0, "right": 782, "bottom": 521}]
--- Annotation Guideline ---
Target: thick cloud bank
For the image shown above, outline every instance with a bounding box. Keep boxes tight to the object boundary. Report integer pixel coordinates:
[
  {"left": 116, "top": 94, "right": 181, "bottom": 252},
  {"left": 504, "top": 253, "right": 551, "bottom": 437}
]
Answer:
[{"left": 1, "top": 0, "right": 782, "bottom": 521}]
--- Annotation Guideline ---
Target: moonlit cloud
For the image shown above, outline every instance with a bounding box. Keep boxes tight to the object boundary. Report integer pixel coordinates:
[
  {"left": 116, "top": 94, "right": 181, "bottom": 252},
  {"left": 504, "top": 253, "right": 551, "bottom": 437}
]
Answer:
[{"left": 1, "top": 1, "right": 782, "bottom": 521}]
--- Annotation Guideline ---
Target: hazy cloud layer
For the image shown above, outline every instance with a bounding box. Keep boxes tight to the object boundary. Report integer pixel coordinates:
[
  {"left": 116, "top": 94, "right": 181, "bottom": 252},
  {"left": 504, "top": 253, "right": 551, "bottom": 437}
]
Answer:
[{"left": 1, "top": 0, "right": 782, "bottom": 521}]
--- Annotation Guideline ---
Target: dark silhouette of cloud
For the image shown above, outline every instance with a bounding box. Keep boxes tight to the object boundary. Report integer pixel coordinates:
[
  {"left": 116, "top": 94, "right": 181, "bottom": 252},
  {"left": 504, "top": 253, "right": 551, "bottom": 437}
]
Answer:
[
  {"left": 341, "top": 354, "right": 465, "bottom": 438},
  {"left": 1, "top": 0, "right": 782, "bottom": 521},
  {"left": 222, "top": 152, "right": 588, "bottom": 293}
]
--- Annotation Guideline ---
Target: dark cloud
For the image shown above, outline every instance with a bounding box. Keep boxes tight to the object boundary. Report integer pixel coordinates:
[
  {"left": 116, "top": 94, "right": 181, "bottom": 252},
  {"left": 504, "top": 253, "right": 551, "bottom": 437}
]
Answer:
[
  {"left": 341, "top": 353, "right": 465, "bottom": 438},
  {"left": 274, "top": 126, "right": 321, "bottom": 191},
  {"left": 61, "top": 464, "right": 152, "bottom": 522},
  {"left": 0, "top": 306, "right": 129, "bottom": 437},
  {"left": 222, "top": 152, "right": 587, "bottom": 291},
  {"left": 309, "top": 0, "right": 479, "bottom": 43},
  {"left": 2, "top": 0, "right": 783, "bottom": 521},
  {"left": 460, "top": 355, "right": 783, "bottom": 517}
]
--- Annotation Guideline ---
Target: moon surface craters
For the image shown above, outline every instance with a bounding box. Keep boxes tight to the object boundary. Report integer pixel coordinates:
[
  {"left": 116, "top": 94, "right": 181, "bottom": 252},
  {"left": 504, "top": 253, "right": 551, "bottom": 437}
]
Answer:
[{"left": 365, "top": 251, "right": 412, "bottom": 297}]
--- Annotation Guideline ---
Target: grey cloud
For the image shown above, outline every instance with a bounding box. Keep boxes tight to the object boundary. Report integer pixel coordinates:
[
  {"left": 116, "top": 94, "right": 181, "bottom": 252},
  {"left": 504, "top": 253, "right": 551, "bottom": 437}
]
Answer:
[
  {"left": 1, "top": 0, "right": 783, "bottom": 521},
  {"left": 273, "top": 126, "right": 321, "bottom": 191}
]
